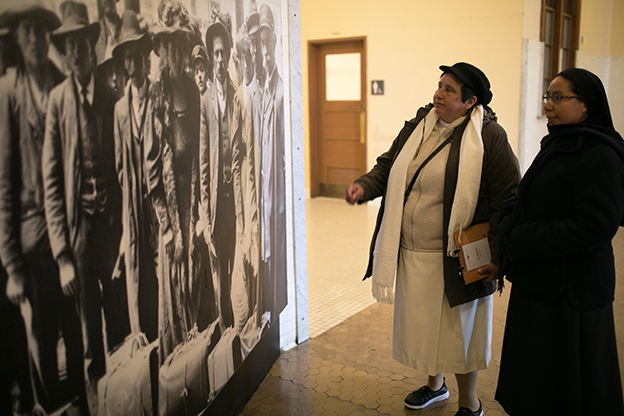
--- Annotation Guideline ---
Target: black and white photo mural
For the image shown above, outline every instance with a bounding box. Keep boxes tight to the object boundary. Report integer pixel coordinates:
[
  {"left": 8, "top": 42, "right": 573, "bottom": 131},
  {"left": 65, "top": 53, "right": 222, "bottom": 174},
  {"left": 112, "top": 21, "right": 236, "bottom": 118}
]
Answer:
[{"left": 0, "top": 0, "right": 288, "bottom": 413}]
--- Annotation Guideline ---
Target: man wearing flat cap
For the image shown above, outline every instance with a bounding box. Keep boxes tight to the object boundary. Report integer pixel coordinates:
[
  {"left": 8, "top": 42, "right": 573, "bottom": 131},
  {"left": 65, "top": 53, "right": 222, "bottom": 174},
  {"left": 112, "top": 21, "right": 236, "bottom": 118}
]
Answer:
[
  {"left": 256, "top": 3, "right": 287, "bottom": 331},
  {"left": 346, "top": 62, "right": 520, "bottom": 416},
  {"left": 199, "top": 16, "right": 245, "bottom": 332},
  {"left": 112, "top": 9, "right": 160, "bottom": 345},
  {"left": 0, "top": 4, "right": 87, "bottom": 413},
  {"left": 192, "top": 44, "right": 209, "bottom": 96},
  {"left": 42, "top": 1, "right": 121, "bottom": 412}
]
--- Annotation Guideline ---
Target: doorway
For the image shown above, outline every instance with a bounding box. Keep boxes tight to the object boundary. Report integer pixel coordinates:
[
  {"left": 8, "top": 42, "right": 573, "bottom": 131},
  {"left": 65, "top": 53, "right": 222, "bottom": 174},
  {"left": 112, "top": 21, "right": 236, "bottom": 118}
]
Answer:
[{"left": 308, "top": 38, "right": 367, "bottom": 198}]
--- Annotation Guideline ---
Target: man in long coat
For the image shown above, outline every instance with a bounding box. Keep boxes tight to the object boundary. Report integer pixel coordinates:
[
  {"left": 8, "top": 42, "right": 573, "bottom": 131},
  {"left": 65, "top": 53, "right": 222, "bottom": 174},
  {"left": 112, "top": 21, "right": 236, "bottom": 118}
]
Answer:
[
  {"left": 0, "top": 5, "right": 85, "bottom": 413},
  {"left": 42, "top": 1, "right": 118, "bottom": 412},
  {"left": 113, "top": 9, "right": 159, "bottom": 343},
  {"left": 257, "top": 3, "right": 287, "bottom": 329},
  {"left": 200, "top": 19, "right": 245, "bottom": 332},
  {"left": 234, "top": 23, "right": 261, "bottom": 337}
]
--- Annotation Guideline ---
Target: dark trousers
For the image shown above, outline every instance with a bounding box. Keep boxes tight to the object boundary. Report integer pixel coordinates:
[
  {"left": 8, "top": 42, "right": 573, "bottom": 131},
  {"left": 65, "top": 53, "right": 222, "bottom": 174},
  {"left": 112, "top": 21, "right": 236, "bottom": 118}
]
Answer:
[
  {"left": 72, "top": 210, "right": 110, "bottom": 413},
  {"left": 0, "top": 295, "right": 33, "bottom": 414},
  {"left": 25, "top": 240, "right": 85, "bottom": 411},
  {"left": 260, "top": 203, "right": 287, "bottom": 328},
  {"left": 214, "top": 180, "right": 236, "bottom": 330}
]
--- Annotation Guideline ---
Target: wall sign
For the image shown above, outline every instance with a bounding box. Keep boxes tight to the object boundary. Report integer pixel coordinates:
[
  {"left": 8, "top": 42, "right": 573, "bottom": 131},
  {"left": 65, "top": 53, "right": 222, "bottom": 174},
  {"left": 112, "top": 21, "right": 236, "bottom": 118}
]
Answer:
[{"left": 372, "top": 80, "right": 384, "bottom": 95}]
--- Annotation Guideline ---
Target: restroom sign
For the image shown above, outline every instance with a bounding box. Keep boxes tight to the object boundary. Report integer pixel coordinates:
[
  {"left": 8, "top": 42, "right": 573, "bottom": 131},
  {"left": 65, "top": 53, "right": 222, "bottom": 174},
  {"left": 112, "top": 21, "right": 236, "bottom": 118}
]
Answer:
[{"left": 372, "top": 80, "right": 384, "bottom": 95}]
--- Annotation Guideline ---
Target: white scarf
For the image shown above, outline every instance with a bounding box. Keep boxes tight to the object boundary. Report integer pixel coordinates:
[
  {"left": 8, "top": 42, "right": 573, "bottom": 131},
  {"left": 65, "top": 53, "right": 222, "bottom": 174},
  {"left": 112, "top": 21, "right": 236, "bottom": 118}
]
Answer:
[{"left": 371, "top": 105, "right": 485, "bottom": 304}]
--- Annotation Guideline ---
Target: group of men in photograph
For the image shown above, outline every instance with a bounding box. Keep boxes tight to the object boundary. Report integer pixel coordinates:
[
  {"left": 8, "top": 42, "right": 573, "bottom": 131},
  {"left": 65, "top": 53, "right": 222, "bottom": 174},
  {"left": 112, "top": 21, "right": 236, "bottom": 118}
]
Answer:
[{"left": 0, "top": 0, "right": 287, "bottom": 414}]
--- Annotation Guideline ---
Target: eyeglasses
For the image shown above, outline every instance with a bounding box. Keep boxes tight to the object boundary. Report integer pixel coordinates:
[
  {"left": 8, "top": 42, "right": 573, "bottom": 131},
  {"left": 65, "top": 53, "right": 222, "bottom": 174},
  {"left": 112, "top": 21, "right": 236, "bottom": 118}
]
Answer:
[{"left": 542, "top": 93, "right": 582, "bottom": 105}]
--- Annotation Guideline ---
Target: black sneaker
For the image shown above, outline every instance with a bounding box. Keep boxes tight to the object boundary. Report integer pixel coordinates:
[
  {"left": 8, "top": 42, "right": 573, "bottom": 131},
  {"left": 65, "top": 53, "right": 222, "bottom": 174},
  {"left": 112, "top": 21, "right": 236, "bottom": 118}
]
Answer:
[
  {"left": 403, "top": 381, "right": 449, "bottom": 409},
  {"left": 455, "top": 400, "right": 483, "bottom": 416}
]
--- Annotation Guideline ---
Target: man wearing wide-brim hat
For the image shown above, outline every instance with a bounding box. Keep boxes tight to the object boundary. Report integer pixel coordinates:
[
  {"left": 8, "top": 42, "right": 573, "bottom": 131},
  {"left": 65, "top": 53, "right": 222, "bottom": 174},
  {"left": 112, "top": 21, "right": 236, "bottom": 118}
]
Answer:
[
  {"left": 204, "top": 20, "right": 230, "bottom": 87},
  {"left": 111, "top": 9, "right": 161, "bottom": 345},
  {"left": 43, "top": 2, "right": 122, "bottom": 413},
  {"left": 112, "top": 9, "right": 152, "bottom": 62},
  {"left": 50, "top": 0, "right": 100, "bottom": 58},
  {"left": 0, "top": 3, "right": 79, "bottom": 414},
  {"left": 199, "top": 16, "right": 245, "bottom": 333},
  {"left": 0, "top": 3, "right": 87, "bottom": 414},
  {"left": 0, "top": 3, "right": 63, "bottom": 76}
]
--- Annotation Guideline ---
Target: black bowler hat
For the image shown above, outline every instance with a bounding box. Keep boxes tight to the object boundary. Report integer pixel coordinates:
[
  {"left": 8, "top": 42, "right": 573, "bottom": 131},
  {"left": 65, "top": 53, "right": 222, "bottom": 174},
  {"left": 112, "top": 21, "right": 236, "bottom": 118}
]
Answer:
[{"left": 439, "top": 62, "right": 492, "bottom": 106}]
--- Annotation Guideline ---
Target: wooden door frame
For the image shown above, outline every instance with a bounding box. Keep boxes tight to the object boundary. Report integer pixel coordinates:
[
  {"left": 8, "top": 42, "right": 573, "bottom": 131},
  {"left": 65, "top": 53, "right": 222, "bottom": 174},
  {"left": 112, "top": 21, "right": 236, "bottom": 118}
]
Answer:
[{"left": 308, "top": 36, "right": 367, "bottom": 198}]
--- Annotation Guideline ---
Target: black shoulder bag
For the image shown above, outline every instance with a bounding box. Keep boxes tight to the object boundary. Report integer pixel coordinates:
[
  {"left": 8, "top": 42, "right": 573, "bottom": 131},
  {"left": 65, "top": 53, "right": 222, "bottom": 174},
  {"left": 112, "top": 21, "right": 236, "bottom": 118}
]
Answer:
[{"left": 403, "top": 121, "right": 454, "bottom": 205}]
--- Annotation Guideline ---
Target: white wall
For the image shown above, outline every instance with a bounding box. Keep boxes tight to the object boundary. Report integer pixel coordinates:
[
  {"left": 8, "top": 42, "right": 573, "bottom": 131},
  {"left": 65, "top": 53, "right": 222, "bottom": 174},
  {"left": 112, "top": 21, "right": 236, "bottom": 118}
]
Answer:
[
  {"left": 279, "top": 0, "right": 308, "bottom": 349},
  {"left": 519, "top": 38, "right": 549, "bottom": 173}
]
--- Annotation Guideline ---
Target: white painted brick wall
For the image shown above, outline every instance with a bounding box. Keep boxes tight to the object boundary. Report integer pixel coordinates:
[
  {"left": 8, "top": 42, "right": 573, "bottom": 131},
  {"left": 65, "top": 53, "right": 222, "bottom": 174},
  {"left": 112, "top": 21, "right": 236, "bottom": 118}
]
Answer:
[
  {"left": 279, "top": 0, "right": 307, "bottom": 350},
  {"left": 576, "top": 50, "right": 611, "bottom": 88},
  {"left": 575, "top": 51, "right": 624, "bottom": 135},
  {"left": 519, "top": 38, "right": 549, "bottom": 173}
]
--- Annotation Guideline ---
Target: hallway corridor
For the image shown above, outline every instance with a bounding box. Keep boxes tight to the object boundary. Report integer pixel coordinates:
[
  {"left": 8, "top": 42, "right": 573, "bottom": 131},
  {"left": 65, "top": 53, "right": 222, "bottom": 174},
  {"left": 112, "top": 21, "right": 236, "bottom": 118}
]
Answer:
[{"left": 240, "top": 197, "right": 624, "bottom": 415}]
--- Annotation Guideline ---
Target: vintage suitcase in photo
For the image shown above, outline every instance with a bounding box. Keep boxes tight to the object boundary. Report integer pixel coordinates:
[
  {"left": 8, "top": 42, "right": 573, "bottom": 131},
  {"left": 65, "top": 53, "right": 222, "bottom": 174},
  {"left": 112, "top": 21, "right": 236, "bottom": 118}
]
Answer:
[
  {"left": 97, "top": 335, "right": 158, "bottom": 416},
  {"left": 207, "top": 326, "right": 243, "bottom": 398},
  {"left": 158, "top": 320, "right": 221, "bottom": 416}
]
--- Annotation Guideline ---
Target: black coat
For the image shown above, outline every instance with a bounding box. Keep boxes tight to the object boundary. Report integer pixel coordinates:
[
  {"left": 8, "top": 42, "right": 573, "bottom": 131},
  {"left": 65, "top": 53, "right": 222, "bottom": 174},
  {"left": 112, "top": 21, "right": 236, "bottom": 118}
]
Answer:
[
  {"left": 500, "top": 123, "right": 624, "bottom": 310},
  {"left": 356, "top": 104, "right": 520, "bottom": 307}
]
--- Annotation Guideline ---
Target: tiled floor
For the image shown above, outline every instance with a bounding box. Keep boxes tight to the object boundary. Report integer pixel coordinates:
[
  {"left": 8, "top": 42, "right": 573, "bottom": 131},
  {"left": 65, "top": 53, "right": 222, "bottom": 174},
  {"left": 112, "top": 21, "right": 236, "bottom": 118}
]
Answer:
[
  {"left": 240, "top": 197, "right": 624, "bottom": 415},
  {"left": 305, "top": 197, "right": 379, "bottom": 338}
]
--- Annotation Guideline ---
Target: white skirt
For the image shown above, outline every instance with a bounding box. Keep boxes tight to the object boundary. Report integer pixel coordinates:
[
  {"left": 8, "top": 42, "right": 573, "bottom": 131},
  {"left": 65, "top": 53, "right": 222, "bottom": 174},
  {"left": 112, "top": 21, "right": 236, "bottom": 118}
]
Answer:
[{"left": 392, "top": 247, "right": 492, "bottom": 374}]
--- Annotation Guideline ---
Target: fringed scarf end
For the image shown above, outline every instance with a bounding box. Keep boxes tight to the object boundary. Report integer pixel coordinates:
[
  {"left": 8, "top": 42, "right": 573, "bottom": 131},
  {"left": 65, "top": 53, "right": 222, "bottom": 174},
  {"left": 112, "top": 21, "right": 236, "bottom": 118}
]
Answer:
[
  {"left": 447, "top": 233, "right": 460, "bottom": 258},
  {"left": 372, "top": 283, "right": 395, "bottom": 304}
]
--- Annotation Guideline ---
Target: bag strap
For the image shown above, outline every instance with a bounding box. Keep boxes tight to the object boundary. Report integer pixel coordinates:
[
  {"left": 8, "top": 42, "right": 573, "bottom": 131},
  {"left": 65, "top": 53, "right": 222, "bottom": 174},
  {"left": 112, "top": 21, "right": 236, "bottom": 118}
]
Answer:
[{"left": 404, "top": 126, "right": 454, "bottom": 205}]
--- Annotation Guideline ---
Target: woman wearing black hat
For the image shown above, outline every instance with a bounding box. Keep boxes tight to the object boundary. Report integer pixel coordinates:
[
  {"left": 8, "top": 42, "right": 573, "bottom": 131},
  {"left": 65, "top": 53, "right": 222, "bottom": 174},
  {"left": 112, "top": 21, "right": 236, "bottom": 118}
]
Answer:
[
  {"left": 495, "top": 68, "right": 624, "bottom": 415},
  {"left": 345, "top": 63, "right": 520, "bottom": 416}
]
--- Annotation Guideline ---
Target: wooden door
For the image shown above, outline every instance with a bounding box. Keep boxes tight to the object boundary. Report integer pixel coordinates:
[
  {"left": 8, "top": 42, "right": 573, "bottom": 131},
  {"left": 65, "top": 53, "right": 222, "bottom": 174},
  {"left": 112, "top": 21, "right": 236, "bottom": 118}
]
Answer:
[{"left": 309, "top": 38, "right": 367, "bottom": 198}]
